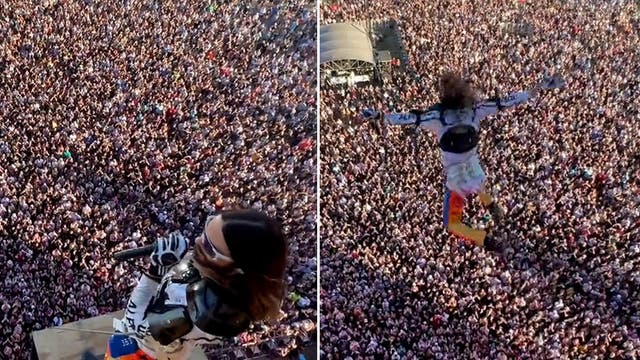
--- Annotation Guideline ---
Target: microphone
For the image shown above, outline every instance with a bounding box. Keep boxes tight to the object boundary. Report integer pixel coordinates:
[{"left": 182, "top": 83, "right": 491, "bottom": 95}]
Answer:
[{"left": 113, "top": 244, "right": 156, "bottom": 261}]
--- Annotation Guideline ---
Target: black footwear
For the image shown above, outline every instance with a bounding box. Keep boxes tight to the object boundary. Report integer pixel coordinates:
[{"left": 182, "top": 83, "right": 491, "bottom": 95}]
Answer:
[
  {"left": 488, "top": 202, "right": 505, "bottom": 222},
  {"left": 484, "top": 235, "right": 503, "bottom": 253}
]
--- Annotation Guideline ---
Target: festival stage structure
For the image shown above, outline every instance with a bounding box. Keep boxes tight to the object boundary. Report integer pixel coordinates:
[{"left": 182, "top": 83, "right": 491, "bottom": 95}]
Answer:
[{"left": 320, "top": 22, "right": 377, "bottom": 86}]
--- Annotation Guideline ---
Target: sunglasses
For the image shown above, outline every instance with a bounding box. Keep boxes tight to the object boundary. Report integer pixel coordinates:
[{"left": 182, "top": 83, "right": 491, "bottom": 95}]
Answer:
[{"left": 201, "top": 215, "right": 234, "bottom": 263}]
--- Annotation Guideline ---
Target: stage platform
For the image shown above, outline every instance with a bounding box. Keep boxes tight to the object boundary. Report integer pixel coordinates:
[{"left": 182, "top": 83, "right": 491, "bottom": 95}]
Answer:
[
  {"left": 32, "top": 310, "right": 206, "bottom": 359},
  {"left": 32, "top": 311, "right": 317, "bottom": 359}
]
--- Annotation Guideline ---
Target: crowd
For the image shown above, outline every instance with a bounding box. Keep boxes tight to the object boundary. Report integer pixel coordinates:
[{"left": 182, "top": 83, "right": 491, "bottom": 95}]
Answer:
[
  {"left": 0, "top": 0, "right": 316, "bottom": 358},
  {"left": 320, "top": 0, "right": 639, "bottom": 358}
]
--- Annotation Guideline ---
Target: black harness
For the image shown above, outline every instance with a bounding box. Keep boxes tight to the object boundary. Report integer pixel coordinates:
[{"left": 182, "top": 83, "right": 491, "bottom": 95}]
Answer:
[
  {"left": 439, "top": 124, "right": 479, "bottom": 154},
  {"left": 413, "top": 104, "right": 480, "bottom": 154},
  {"left": 186, "top": 275, "right": 251, "bottom": 338},
  {"left": 145, "top": 256, "right": 251, "bottom": 345}
]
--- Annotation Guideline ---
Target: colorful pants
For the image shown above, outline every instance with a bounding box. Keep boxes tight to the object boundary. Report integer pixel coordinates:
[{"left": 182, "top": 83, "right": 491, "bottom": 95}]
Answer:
[
  {"left": 105, "top": 334, "right": 154, "bottom": 360},
  {"left": 443, "top": 188, "right": 493, "bottom": 246},
  {"left": 445, "top": 155, "right": 486, "bottom": 198},
  {"left": 442, "top": 153, "right": 494, "bottom": 246}
]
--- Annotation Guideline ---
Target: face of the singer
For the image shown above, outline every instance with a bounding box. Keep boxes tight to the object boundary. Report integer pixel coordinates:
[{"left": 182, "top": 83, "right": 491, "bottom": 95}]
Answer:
[{"left": 193, "top": 215, "right": 237, "bottom": 274}]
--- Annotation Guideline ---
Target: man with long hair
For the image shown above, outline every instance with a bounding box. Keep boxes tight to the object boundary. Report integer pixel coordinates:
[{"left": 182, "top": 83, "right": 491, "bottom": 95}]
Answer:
[
  {"left": 104, "top": 209, "right": 288, "bottom": 360},
  {"left": 363, "top": 71, "right": 564, "bottom": 252}
]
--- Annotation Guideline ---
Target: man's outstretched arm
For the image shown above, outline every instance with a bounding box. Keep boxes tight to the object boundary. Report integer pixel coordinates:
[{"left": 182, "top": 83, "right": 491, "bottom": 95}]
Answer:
[
  {"left": 362, "top": 108, "right": 441, "bottom": 132},
  {"left": 474, "top": 74, "right": 566, "bottom": 121},
  {"left": 473, "top": 91, "right": 531, "bottom": 120}
]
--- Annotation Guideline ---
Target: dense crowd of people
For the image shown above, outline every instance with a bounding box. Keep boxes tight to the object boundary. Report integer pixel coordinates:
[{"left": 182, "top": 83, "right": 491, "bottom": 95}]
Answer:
[
  {"left": 0, "top": 0, "right": 316, "bottom": 358},
  {"left": 321, "top": 0, "right": 639, "bottom": 358}
]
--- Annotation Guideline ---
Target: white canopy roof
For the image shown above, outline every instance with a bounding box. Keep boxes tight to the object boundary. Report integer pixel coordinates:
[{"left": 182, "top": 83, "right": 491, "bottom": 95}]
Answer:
[{"left": 320, "top": 23, "right": 375, "bottom": 65}]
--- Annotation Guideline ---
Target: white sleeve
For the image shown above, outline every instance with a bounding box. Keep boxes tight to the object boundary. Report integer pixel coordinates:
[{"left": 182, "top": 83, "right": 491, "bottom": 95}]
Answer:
[
  {"left": 384, "top": 110, "right": 441, "bottom": 133},
  {"left": 118, "top": 274, "right": 159, "bottom": 338},
  {"left": 474, "top": 91, "right": 530, "bottom": 121},
  {"left": 384, "top": 112, "right": 417, "bottom": 126}
]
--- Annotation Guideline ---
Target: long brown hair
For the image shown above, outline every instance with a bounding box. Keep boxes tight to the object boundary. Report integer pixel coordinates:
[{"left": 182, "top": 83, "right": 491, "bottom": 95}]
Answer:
[
  {"left": 439, "top": 70, "right": 478, "bottom": 109},
  {"left": 221, "top": 210, "right": 288, "bottom": 322}
]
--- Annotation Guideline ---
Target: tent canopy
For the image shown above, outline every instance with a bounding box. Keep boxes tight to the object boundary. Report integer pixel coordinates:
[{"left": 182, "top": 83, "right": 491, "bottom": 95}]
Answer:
[{"left": 320, "top": 23, "right": 375, "bottom": 65}]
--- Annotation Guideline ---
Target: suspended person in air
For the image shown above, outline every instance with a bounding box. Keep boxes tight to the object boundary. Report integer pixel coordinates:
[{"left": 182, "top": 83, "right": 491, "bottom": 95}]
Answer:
[
  {"left": 105, "top": 209, "right": 288, "bottom": 360},
  {"left": 362, "top": 71, "right": 565, "bottom": 252}
]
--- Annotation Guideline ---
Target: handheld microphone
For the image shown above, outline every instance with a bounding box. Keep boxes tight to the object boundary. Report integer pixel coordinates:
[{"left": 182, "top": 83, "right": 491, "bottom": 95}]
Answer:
[{"left": 113, "top": 244, "right": 156, "bottom": 261}]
